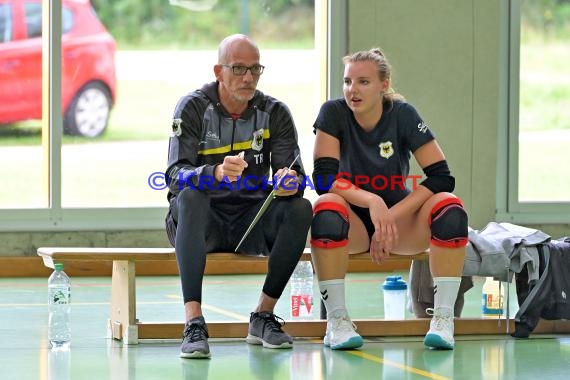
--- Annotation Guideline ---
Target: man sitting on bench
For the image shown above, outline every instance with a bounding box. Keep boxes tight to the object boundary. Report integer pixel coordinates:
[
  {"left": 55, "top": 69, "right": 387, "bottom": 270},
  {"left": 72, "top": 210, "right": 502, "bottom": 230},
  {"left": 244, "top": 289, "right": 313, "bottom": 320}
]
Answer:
[{"left": 164, "top": 34, "right": 312, "bottom": 359}]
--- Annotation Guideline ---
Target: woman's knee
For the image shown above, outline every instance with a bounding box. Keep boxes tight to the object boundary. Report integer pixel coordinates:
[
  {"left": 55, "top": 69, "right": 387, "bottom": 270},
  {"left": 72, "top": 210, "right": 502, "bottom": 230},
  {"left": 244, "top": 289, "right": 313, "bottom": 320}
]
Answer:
[
  {"left": 311, "top": 194, "right": 350, "bottom": 249},
  {"left": 427, "top": 195, "right": 468, "bottom": 248},
  {"left": 313, "top": 193, "right": 348, "bottom": 208}
]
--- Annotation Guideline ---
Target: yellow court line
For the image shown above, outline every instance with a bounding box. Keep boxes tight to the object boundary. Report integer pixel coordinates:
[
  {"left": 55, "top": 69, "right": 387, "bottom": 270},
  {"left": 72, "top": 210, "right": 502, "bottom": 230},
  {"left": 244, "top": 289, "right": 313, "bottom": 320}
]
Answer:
[
  {"left": 5, "top": 295, "right": 249, "bottom": 322},
  {"left": 1, "top": 295, "right": 249, "bottom": 321},
  {"left": 347, "top": 351, "right": 451, "bottom": 380},
  {"left": 202, "top": 304, "right": 250, "bottom": 321},
  {"left": 166, "top": 294, "right": 250, "bottom": 321}
]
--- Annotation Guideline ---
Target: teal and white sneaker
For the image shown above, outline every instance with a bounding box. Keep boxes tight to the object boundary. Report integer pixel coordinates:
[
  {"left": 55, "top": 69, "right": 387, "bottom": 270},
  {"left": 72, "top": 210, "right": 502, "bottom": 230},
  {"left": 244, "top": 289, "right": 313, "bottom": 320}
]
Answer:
[
  {"left": 424, "top": 308, "right": 455, "bottom": 350},
  {"left": 324, "top": 315, "right": 364, "bottom": 350}
]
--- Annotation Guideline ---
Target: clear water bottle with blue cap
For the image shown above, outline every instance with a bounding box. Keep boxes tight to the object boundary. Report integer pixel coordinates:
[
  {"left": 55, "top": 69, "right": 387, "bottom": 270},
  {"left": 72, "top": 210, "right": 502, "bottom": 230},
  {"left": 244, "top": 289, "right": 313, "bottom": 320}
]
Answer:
[{"left": 382, "top": 275, "right": 407, "bottom": 320}]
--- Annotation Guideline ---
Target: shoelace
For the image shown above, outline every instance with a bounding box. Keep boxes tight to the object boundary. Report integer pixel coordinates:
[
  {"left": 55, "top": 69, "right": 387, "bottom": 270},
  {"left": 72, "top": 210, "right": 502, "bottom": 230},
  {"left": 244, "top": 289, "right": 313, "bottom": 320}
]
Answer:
[
  {"left": 258, "top": 313, "right": 286, "bottom": 332},
  {"left": 425, "top": 308, "right": 453, "bottom": 330},
  {"left": 183, "top": 322, "right": 209, "bottom": 341},
  {"left": 330, "top": 315, "right": 357, "bottom": 332}
]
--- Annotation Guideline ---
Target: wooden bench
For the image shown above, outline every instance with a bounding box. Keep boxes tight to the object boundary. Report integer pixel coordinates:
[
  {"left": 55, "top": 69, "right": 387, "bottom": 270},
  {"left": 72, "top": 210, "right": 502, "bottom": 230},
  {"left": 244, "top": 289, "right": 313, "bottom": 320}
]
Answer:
[{"left": 36, "top": 247, "right": 570, "bottom": 344}]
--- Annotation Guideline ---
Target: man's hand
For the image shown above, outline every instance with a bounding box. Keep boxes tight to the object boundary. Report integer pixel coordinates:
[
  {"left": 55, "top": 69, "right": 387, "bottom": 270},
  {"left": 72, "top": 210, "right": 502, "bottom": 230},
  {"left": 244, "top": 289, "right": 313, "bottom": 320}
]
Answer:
[
  {"left": 274, "top": 168, "right": 299, "bottom": 196},
  {"left": 215, "top": 151, "right": 248, "bottom": 182}
]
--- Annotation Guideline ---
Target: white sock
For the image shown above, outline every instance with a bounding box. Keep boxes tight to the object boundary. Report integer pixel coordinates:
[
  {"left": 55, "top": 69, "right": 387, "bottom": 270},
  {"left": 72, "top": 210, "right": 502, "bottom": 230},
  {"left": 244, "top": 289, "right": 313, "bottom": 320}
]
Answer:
[
  {"left": 433, "top": 277, "right": 461, "bottom": 314},
  {"left": 319, "top": 279, "right": 347, "bottom": 318}
]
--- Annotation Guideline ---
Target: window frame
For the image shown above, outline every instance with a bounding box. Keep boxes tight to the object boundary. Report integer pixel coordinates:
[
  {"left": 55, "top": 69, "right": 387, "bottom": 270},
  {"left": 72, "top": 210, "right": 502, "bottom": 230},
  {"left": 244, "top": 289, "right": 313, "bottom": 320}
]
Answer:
[{"left": 496, "top": 0, "right": 570, "bottom": 224}]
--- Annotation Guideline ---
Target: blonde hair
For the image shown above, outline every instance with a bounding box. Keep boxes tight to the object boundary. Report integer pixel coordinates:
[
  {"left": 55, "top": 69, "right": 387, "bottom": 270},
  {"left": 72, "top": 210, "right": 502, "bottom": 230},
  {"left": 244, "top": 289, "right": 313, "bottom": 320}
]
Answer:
[{"left": 343, "top": 47, "right": 405, "bottom": 104}]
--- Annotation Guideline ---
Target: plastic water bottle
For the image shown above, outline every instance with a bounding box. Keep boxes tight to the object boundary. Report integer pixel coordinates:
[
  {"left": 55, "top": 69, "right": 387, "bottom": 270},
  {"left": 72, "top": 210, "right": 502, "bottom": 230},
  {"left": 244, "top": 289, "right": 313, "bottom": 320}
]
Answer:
[
  {"left": 48, "top": 346, "right": 71, "bottom": 380},
  {"left": 482, "top": 277, "right": 504, "bottom": 318},
  {"left": 382, "top": 275, "right": 407, "bottom": 320},
  {"left": 290, "top": 261, "right": 314, "bottom": 318},
  {"left": 48, "top": 263, "right": 71, "bottom": 349}
]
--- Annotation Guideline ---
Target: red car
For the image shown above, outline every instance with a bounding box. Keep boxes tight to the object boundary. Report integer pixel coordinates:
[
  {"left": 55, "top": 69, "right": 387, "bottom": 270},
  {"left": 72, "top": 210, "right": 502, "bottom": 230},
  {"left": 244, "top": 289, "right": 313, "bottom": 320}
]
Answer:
[{"left": 0, "top": 0, "right": 116, "bottom": 137}]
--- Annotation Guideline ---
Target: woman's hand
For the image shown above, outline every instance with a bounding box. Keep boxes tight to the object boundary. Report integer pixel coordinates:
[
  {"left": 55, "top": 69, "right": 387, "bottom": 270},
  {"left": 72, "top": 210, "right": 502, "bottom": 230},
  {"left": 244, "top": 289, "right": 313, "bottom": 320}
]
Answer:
[{"left": 368, "top": 197, "right": 399, "bottom": 264}]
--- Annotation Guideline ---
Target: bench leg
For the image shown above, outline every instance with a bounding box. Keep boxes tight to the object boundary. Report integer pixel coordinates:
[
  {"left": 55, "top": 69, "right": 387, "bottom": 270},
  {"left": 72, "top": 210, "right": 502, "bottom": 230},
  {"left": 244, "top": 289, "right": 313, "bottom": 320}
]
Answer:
[{"left": 110, "top": 260, "right": 138, "bottom": 344}]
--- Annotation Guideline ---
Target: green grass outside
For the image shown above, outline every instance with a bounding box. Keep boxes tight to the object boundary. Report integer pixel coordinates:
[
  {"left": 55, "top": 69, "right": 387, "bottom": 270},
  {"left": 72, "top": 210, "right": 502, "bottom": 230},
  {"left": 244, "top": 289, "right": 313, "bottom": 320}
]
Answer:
[
  {"left": 0, "top": 77, "right": 317, "bottom": 146},
  {"left": 519, "top": 42, "right": 570, "bottom": 132}
]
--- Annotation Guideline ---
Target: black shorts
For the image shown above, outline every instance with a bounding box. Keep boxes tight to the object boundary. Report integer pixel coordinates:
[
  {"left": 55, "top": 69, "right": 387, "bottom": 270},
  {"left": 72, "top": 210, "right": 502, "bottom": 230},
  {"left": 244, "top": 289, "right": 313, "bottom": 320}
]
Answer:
[
  {"left": 350, "top": 204, "right": 375, "bottom": 239},
  {"left": 166, "top": 196, "right": 285, "bottom": 256}
]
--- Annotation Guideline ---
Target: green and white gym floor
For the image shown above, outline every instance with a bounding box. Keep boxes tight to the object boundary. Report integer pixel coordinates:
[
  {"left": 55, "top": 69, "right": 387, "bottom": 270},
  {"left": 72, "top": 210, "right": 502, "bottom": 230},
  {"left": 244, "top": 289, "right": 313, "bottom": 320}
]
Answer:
[{"left": 2, "top": 272, "right": 569, "bottom": 380}]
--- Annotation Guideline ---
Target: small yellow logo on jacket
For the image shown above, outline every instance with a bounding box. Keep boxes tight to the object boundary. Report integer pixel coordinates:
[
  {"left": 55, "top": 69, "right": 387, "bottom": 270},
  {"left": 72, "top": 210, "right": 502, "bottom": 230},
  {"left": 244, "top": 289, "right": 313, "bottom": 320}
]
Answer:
[
  {"left": 252, "top": 129, "right": 264, "bottom": 151},
  {"left": 379, "top": 141, "right": 394, "bottom": 159}
]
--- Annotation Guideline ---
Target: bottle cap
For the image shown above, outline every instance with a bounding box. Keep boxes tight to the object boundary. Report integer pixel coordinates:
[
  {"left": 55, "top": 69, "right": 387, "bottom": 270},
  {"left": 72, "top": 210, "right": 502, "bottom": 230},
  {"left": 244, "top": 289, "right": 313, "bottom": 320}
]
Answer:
[
  {"left": 382, "top": 275, "right": 407, "bottom": 290},
  {"left": 54, "top": 263, "right": 64, "bottom": 271}
]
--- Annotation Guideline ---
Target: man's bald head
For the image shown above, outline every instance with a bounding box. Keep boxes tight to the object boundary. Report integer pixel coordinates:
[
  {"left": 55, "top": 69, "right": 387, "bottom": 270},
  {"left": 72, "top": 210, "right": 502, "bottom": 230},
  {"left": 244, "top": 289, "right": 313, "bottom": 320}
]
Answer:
[{"left": 218, "top": 34, "right": 260, "bottom": 64}]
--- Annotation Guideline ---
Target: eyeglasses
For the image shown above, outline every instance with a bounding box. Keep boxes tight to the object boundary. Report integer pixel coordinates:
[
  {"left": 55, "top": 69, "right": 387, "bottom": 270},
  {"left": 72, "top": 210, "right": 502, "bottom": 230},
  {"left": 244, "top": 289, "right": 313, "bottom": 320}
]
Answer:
[{"left": 220, "top": 64, "right": 265, "bottom": 76}]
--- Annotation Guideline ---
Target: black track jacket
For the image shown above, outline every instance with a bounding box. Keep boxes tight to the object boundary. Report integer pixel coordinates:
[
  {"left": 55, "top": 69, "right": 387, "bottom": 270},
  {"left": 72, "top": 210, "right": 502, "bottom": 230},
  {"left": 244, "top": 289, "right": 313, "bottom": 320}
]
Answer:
[{"left": 165, "top": 81, "right": 306, "bottom": 214}]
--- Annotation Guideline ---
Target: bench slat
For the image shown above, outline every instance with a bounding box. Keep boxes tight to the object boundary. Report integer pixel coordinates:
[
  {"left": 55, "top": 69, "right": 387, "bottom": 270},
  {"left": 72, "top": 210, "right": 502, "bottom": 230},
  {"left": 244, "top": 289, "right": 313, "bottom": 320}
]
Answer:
[
  {"left": 37, "top": 247, "right": 177, "bottom": 262},
  {"left": 136, "top": 319, "right": 570, "bottom": 339},
  {"left": 37, "top": 247, "right": 428, "bottom": 275},
  {"left": 37, "top": 247, "right": 428, "bottom": 264}
]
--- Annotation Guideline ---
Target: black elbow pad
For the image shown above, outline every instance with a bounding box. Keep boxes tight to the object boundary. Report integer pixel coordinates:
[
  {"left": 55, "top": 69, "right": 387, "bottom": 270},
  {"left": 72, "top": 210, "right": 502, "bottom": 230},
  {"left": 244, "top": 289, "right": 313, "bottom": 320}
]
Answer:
[
  {"left": 420, "top": 160, "right": 455, "bottom": 193},
  {"left": 312, "top": 157, "right": 339, "bottom": 195}
]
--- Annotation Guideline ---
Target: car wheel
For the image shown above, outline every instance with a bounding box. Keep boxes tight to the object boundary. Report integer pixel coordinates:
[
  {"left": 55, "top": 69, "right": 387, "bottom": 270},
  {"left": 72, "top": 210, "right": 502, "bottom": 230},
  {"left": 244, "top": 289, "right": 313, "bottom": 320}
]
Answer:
[{"left": 64, "top": 82, "right": 112, "bottom": 137}]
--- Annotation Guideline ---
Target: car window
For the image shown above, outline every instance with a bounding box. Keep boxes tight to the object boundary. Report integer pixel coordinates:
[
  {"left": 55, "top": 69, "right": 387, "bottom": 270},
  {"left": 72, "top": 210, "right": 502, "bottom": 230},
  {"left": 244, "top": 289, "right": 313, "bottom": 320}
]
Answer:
[
  {"left": 25, "top": 3, "right": 42, "bottom": 38},
  {"left": 62, "top": 7, "right": 73, "bottom": 32},
  {"left": 0, "top": 3, "right": 13, "bottom": 43},
  {"left": 24, "top": 3, "right": 74, "bottom": 39}
]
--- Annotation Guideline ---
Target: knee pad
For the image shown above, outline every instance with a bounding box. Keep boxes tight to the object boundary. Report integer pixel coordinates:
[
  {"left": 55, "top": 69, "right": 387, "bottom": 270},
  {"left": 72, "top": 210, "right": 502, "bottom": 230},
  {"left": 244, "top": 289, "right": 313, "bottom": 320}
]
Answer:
[
  {"left": 429, "top": 198, "right": 468, "bottom": 248},
  {"left": 310, "top": 202, "right": 349, "bottom": 248}
]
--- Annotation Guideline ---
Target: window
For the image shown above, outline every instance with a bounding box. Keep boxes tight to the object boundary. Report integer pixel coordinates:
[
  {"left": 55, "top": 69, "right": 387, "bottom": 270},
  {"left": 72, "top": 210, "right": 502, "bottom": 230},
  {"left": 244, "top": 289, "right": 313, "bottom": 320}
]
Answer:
[
  {"left": 0, "top": 0, "right": 325, "bottom": 230},
  {"left": 25, "top": 3, "right": 42, "bottom": 38},
  {"left": 0, "top": 0, "right": 83, "bottom": 210},
  {"left": 518, "top": 0, "right": 570, "bottom": 203},
  {"left": 0, "top": 4, "right": 12, "bottom": 42},
  {"left": 501, "top": 0, "right": 570, "bottom": 223},
  {"left": 24, "top": 3, "right": 73, "bottom": 38},
  {"left": 0, "top": 0, "right": 45, "bottom": 209}
]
